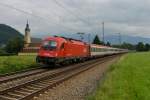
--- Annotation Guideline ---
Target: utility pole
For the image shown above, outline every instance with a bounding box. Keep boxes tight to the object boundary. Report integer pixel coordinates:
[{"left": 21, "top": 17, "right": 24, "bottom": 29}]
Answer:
[
  {"left": 102, "top": 22, "right": 105, "bottom": 44},
  {"left": 88, "top": 33, "right": 91, "bottom": 44},
  {"left": 118, "top": 33, "right": 121, "bottom": 45}
]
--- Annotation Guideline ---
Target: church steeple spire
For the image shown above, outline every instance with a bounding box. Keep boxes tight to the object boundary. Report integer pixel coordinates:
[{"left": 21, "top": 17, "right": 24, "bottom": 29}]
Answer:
[{"left": 25, "top": 20, "right": 30, "bottom": 32}]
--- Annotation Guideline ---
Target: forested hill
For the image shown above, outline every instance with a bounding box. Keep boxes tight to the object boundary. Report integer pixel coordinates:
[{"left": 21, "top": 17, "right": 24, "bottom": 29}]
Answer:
[{"left": 0, "top": 24, "right": 23, "bottom": 45}]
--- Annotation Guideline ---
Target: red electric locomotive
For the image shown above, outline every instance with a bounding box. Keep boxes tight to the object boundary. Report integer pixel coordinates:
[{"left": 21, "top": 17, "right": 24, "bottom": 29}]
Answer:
[
  {"left": 36, "top": 36, "right": 127, "bottom": 65},
  {"left": 36, "top": 36, "right": 90, "bottom": 64}
]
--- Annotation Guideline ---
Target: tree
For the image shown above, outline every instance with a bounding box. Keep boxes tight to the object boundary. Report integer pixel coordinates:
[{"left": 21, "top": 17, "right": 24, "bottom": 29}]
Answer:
[
  {"left": 0, "top": 48, "right": 5, "bottom": 54},
  {"left": 120, "top": 42, "right": 135, "bottom": 50},
  {"left": 144, "top": 43, "right": 150, "bottom": 51},
  {"left": 136, "top": 42, "right": 145, "bottom": 51},
  {"left": 5, "top": 37, "right": 24, "bottom": 53},
  {"left": 106, "top": 42, "right": 111, "bottom": 46},
  {"left": 92, "top": 35, "right": 103, "bottom": 45}
]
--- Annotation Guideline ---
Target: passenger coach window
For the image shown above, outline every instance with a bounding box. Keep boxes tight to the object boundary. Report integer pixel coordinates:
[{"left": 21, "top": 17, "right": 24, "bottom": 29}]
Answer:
[
  {"left": 91, "top": 48, "right": 93, "bottom": 51},
  {"left": 91, "top": 48, "right": 93, "bottom": 52}
]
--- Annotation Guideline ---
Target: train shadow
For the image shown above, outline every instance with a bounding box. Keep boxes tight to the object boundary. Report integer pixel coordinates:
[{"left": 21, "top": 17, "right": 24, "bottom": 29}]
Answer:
[{"left": 39, "top": 61, "right": 84, "bottom": 70}]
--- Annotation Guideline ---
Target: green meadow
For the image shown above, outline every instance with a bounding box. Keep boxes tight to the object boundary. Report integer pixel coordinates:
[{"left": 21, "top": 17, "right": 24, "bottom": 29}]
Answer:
[
  {"left": 88, "top": 52, "right": 150, "bottom": 100},
  {"left": 0, "top": 55, "right": 39, "bottom": 74}
]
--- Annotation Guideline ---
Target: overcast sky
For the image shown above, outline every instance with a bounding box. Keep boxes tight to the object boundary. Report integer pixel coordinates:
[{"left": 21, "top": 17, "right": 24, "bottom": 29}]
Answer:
[{"left": 0, "top": 0, "right": 150, "bottom": 39}]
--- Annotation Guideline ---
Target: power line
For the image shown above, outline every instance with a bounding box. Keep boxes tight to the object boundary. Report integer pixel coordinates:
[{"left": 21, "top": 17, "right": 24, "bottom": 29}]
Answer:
[
  {"left": 0, "top": 2, "right": 40, "bottom": 19},
  {"left": 0, "top": 2, "right": 78, "bottom": 32},
  {"left": 51, "top": 0, "right": 91, "bottom": 26}
]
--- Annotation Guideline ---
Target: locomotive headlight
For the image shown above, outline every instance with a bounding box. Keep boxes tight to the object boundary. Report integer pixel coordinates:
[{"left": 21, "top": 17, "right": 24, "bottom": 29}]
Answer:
[
  {"left": 55, "top": 53, "right": 58, "bottom": 56},
  {"left": 44, "top": 53, "right": 50, "bottom": 56}
]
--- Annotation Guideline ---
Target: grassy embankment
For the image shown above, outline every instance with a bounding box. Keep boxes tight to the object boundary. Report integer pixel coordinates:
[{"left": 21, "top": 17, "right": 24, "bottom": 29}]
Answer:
[
  {"left": 0, "top": 55, "right": 39, "bottom": 74},
  {"left": 87, "top": 52, "right": 150, "bottom": 100}
]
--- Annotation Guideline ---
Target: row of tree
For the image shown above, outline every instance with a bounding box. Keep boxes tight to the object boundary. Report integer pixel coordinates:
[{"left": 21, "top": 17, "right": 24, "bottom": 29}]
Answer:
[
  {"left": 113, "top": 42, "right": 150, "bottom": 51},
  {"left": 92, "top": 35, "right": 150, "bottom": 51}
]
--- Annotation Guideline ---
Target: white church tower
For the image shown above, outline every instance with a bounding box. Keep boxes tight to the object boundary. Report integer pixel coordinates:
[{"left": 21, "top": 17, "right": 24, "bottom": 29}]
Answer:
[{"left": 24, "top": 20, "right": 31, "bottom": 47}]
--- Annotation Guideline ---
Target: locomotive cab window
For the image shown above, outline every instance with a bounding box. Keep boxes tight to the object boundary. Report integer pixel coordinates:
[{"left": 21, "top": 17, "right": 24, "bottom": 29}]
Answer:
[{"left": 42, "top": 41, "right": 57, "bottom": 50}]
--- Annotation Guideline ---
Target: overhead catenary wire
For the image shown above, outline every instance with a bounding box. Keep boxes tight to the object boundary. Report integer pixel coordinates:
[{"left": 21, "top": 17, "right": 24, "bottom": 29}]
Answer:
[
  {"left": 0, "top": 2, "right": 78, "bottom": 32},
  {"left": 51, "top": 0, "right": 92, "bottom": 26},
  {"left": 50, "top": 0, "right": 95, "bottom": 41},
  {"left": 68, "top": 0, "right": 107, "bottom": 40}
]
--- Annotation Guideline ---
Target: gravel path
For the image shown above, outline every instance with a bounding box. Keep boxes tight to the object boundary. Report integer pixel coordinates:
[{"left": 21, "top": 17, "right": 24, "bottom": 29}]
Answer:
[{"left": 35, "top": 56, "right": 121, "bottom": 100}]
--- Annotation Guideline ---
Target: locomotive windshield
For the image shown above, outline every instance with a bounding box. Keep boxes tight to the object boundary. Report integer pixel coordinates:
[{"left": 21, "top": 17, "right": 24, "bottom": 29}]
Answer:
[{"left": 42, "top": 41, "right": 57, "bottom": 50}]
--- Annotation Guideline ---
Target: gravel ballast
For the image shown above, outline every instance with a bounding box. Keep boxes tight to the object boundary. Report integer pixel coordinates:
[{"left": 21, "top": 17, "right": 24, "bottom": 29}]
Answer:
[{"left": 36, "top": 56, "right": 121, "bottom": 100}]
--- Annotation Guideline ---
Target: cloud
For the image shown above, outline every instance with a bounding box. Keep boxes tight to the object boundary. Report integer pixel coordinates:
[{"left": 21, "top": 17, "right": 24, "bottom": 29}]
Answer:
[{"left": 0, "top": 0, "right": 150, "bottom": 39}]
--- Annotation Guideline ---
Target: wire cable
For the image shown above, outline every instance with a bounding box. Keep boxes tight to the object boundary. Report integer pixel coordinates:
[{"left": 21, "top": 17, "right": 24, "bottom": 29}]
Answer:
[
  {"left": 51, "top": 0, "right": 91, "bottom": 26},
  {"left": 0, "top": 2, "right": 78, "bottom": 32}
]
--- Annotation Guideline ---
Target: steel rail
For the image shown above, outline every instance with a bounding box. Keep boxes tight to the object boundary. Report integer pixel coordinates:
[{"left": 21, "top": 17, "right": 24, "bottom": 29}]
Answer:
[
  {"left": 0, "top": 68, "right": 49, "bottom": 84},
  {"left": 0, "top": 54, "right": 122, "bottom": 100}
]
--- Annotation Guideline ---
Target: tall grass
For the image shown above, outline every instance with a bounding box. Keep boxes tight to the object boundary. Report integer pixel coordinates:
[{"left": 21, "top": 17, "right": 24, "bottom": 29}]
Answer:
[
  {"left": 0, "top": 55, "right": 39, "bottom": 74},
  {"left": 87, "top": 52, "right": 150, "bottom": 100}
]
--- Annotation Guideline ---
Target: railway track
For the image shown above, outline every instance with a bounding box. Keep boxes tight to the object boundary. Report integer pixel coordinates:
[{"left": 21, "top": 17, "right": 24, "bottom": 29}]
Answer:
[
  {"left": 0, "top": 68, "right": 49, "bottom": 84},
  {"left": 0, "top": 63, "right": 79, "bottom": 84},
  {"left": 0, "top": 67, "right": 45, "bottom": 77},
  {"left": 0, "top": 54, "right": 121, "bottom": 100}
]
